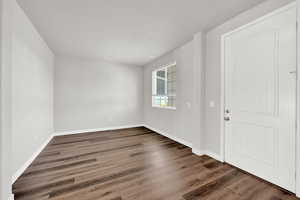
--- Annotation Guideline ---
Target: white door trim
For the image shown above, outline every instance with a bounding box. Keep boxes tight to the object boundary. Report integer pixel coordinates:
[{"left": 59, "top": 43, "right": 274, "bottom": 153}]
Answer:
[
  {"left": 220, "top": 1, "right": 299, "bottom": 197},
  {"left": 296, "top": 0, "right": 300, "bottom": 197},
  {"left": 0, "top": 0, "right": 13, "bottom": 199}
]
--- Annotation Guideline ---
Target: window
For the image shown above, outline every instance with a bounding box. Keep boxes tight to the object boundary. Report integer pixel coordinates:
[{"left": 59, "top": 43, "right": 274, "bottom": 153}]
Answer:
[{"left": 152, "top": 62, "right": 176, "bottom": 109}]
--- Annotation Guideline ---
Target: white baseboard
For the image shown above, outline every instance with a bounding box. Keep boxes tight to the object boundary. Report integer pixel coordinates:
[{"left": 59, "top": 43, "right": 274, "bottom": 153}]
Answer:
[
  {"left": 12, "top": 134, "right": 53, "bottom": 184},
  {"left": 191, "top": 148, "right": 223, "bottom": 162},
  {"left": 12, "top": 123, "right": 224, "bottom": 197},
  {"left": 9, "top": 194, "right": 14, "bottom": 200},
  {"left": 205, "top": 151, "right": 223, "bottom": 162},
  {"left": 143, "top": 124, "right": 193, "bottom": 148},
  {"left": 54, "top": 124, "right": 144, "bottom": 136},
  {"left": 192, "top": 148, "right": 205, "bottom": 156},
  {"left": 143, "top": 124, "right": 224, "bottom": 162},
  {"left": 12, "top": 124, "right": 144, "bottom": 185}
]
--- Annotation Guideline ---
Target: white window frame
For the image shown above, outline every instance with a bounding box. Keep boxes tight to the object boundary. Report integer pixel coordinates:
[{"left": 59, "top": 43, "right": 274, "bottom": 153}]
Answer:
[{"left": 152, "top": 62, "right": 176, "bottom": 110}]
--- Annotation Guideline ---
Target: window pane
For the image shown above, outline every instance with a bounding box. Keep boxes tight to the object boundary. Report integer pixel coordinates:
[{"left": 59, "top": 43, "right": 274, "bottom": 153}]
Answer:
[
  {"left": 161, "top": 97, "right": 167, "bottom": 106},
  {"left": 167, "top": 96, "right": 176, "bottom": 107},
  {"left": 157, "top": 70, "right": 165, "bottom": 78},
  {"left": 167, "top": 65, "right": 176, "bottom": 96},
  {"left": 155, "top": 96, "right": 160, "bottom": 105},
  {"left": 156, "top": 78, "right": 166, "bottom": 95},
  {"left": 152, "top": 64, "right": 176, "bottom": 109}
]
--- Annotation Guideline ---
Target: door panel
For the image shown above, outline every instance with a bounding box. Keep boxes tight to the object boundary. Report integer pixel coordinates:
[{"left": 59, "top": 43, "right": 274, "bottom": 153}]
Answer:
[
  {"left": 232, "top": 30, "right": 278, "bottom": 116},
  {"left": 224, "top": 6, "right": 296, "bottom": 192}
]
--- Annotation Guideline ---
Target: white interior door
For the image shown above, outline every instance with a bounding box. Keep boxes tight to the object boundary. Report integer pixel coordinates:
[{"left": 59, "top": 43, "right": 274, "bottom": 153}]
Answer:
[{"left": 224, "top": 5, "right": 296, "bottom": 192}]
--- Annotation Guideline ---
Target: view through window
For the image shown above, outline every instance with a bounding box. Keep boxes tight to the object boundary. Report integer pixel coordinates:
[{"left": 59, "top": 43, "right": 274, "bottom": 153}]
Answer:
[{"left": 152, "top": 63, "right": 176, "bottom": 109}]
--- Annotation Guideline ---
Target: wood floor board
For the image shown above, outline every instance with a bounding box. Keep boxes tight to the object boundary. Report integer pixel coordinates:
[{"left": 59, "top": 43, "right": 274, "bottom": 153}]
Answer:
[
  {"left": 13, "top": 146, "right": 193, "bottom": 191},
  {"left": 13, "top": 127, "right": 300, "bottom": 200}
]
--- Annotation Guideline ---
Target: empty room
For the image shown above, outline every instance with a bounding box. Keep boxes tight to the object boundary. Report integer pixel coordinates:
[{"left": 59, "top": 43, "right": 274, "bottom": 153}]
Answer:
[{"left": 1, "top": 0, "right": 300, "bottom": 199}]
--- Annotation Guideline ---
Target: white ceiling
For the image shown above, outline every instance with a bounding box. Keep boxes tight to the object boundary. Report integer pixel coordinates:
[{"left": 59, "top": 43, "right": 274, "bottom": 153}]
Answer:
[{"left": 17, "top": 0, "right": 266, "bottom": 66}]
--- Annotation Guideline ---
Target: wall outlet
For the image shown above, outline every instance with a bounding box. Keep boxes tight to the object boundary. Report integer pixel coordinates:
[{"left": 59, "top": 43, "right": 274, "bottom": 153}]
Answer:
[{"left": 186, "top": 102, "right": 192, "bottom": 109}]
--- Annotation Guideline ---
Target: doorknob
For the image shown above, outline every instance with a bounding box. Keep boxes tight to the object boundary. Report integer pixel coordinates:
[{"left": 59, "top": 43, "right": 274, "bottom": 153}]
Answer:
[{"left": 224, "top": 117, "right": 230, "bottom": 121}]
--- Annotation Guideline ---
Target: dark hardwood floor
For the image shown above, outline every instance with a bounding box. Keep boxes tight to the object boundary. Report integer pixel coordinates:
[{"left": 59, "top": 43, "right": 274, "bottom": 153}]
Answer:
[{"left": 13, "top": 127, "right": 299, "bottom": 200}]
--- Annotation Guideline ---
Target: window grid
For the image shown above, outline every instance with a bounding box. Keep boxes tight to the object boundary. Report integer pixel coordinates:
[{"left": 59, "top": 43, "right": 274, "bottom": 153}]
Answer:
[{"left": 152, "top": 63, "right": 176, "bottom": 109}]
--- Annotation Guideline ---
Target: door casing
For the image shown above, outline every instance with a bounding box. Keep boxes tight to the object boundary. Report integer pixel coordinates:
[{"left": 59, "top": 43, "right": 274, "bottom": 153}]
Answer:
[{"left": 220, "top": 1, "right": 299, "bottom": 197}]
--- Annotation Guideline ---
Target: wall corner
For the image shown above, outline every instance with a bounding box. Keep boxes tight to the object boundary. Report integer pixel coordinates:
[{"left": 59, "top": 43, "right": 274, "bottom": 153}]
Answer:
[
  {"left": 296, "top": 0, "right": 300, "bottom": 197},
  {"left": 192, "top": 31, "right": 206, "bottom": 153}
]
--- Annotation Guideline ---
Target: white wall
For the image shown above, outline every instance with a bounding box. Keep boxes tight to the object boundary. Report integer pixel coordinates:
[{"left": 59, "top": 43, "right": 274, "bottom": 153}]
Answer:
[
  {"left": 12, "top": 0, "right": 54, "bottom": 176},
  {"left": 205, "top": 0, "right": 294, "bottom": 156},
  {"left": 143, "top": 0, "right": 296, "bottom": 160},
  {"left": 54, "top": 56, "right": 144, "bottom": 132},
  {"left": 0, "top": 0, "right": 13, "bottom": 198},
  {"left": 297, "top": 0, "right": 300, "bottom": 197},
  {"left": 143, "top": 33, "right": 205, "bottom": 151}
]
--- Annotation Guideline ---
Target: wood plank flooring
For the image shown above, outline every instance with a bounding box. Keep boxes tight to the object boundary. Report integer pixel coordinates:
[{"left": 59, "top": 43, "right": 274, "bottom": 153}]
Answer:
[{"left": 13, "top": 127, "right": 300, "bottom": 200}]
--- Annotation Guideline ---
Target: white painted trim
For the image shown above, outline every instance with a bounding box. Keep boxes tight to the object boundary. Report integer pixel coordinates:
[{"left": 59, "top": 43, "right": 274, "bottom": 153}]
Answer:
[
  {"left": 55, "top": 124, "right": 225, "bottom": 163},
  {"left": 222, "top": 2, "right": 297, "bottom": 38},
  {"left": 192, "top": 149, "right": 223, "bottom": 162},
  {"left": 143, "top": 124, "right": 224, "bottom": 162},
  {"left": 220, "top": 30, "right": 226, "bottom": 163},
  {"left": 53, "top": 124, "right": 144, "bottom": 136},
  {"left": 296, "top": 0, "right": 300, "bottom": 197},
  {"left": 221, "top": 1, "right": 298, "bottom": 195},
  {"left": 12, "top": 124, "right": 144, "bottom": 185},
  {"left": 192, "top": 148, "right": 205, "bottom": 156},
  {"left": 1, "top": 0, "right": 13, "bottom": 199},
  {"left": 9, "top": 194, "right": 14, "bottom": 200},
  {"left": 297, "top": 123, "right": 300, "bottom": 198},
  {"left": 205, "top": 151, "right": 223, "bottom": 162},
  {"left": 151, "top": 105, "right": 176, "bottom": 110},
  {"left": 143, "top": 124, "right": 193, "bottom": 148},
  {"left": 12, "top": 134, "right": 53, "bottom": 184}
]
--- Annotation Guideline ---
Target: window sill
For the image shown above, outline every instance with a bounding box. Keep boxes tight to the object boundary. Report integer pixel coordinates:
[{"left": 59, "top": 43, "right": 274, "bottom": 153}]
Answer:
[{"left": 152, "top": 105, "right": 176, "bottom": 110}]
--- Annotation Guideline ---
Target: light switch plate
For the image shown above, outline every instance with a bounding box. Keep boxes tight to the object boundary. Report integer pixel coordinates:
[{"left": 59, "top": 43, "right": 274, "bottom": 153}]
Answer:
[{"left": 186, "top": 102, "right": 192, "bottom": 109}]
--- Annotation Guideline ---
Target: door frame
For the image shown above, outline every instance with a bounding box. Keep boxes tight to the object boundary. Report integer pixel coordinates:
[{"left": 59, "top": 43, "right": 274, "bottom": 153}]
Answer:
[
  {"left": 220, "top": 1, "right": 299, "bottom": 196},
  {"left": 0, "top": 0, "right": 13, "bottom": 199}
]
